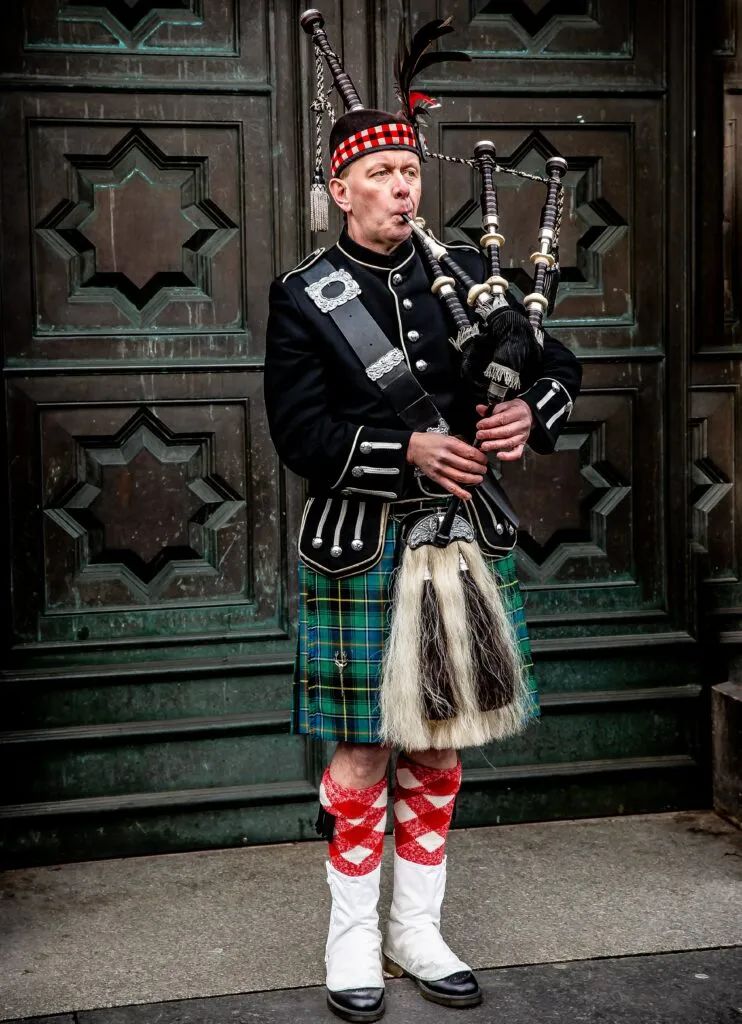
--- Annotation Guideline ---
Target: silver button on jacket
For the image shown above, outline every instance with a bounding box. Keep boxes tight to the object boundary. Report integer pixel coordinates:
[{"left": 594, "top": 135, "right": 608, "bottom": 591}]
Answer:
[
  {"left": 391, "top": 273, "right": 403, "bottom": 285},
  {"left": 407, "top": 330, "right": 420, "bottom": 342},
  {"left": 402, "top": 298, "right": 413, "bottom": 310},
  {"left": 415, "top": 359, "right": 428, "bottom": 372}
]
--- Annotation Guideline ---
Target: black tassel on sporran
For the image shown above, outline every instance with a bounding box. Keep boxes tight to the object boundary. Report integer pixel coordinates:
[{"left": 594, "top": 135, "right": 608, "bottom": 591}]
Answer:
[{"left": 419, "top": 575, "right": 458, "bottom": 721}]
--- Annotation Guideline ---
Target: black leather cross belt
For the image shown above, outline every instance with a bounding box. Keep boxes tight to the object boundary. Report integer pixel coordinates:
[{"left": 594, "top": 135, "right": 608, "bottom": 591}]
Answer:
[{"left": 301, "top": 259, "right": 446, "bottom": 433}]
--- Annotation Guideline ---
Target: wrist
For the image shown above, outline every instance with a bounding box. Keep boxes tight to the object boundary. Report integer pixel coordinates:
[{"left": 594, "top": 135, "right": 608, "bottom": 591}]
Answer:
[{"left": 406, "top": 432, "right": 421, "bottom": 464}]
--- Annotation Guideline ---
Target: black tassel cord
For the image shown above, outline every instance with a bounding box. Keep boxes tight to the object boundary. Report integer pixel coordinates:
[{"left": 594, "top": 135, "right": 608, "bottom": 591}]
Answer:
[
  {"left": 419, "top": 576, "right": 458, "bottom": 720},
  {"left": 309, "top": 45, "right": 335, "bottom": 232},
  {"left": 461, "top": 571, "right": 513, "bottom": 711}
]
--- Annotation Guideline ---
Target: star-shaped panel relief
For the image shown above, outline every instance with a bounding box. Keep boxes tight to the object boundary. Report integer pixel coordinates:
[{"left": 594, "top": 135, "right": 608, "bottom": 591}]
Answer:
[
  {"left": 445, "top": 131, "right": 627, "bottom": 314},
  {"left": 44, "top": 408, "right": 245, "bottom": 603},
  {"left": 36, "top": 128, "right": 237, "bottom": 328},
  {"left": 474, "top": 0, "right": 594, "bottom": 47},
  {"left": 59, "top": 0, "right": 204, "bottom": 50},
  {"left": 501, "top": 425, "right": 631, "bottom": 583}
]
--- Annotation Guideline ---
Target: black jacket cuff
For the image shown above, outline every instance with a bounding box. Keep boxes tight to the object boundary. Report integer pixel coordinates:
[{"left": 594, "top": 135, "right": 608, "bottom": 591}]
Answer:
[
  {"left": 333, "top": 426, "right": 412, "bottom": 499},
  {"left": 519, "top": 377, "right": 575, "bottom": 454}
]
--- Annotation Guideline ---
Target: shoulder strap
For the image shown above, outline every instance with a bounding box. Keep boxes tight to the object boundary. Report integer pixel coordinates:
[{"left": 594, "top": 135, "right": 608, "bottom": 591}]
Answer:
[
  {"left": 300, "top": 258, "right": 446, "bottom": 433},
  {"left": 281, "top": 247, "right": 325, "bottom": 283}
]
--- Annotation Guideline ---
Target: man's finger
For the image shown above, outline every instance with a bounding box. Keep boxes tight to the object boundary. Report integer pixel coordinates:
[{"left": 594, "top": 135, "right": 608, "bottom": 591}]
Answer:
[
  {"left": 435, "top": 477, "right": 473, "bottom": 500},
  {"left": 431, "top": 463, "right": 485, "bottom": 486},
  {"left": 481, "top": 431, "right": 528, "bottom": 450},
  {"left": 428, "top": 464, "right": 484, "bottom": 494},
  {"left": 476, "top": 413, "right": 524, "bottom": 434},
  {"left": 495, "top": 444, "right": 525, "bottom": 461},
  {"left": 476, "top": 399, "right": 518, "bottom": 413},
  {"left": 445, "top": 468, "right": 485, "bottom": 486},
  {"left": 445, "top": 437, "right": 488, "bottom": 463},
  {"left": 440, "top": 451, "right": 489, "bottom": 474},
  {"left": 476, "top": 409, "right": 523, "bottom": 432},
  {"left": 477, "top": 421, "right": 530, "bottom": 442}
]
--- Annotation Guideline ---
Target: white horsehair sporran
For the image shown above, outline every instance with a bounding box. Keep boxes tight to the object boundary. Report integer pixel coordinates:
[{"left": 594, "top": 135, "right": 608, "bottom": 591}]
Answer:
[{"left": 380, "top": 507, "right": 530, "bottom": 751}]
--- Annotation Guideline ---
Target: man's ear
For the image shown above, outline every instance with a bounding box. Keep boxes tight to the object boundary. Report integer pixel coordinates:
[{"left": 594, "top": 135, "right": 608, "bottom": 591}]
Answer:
[{"left": 328, "top": 176, "right": 351, "bottom": 214}]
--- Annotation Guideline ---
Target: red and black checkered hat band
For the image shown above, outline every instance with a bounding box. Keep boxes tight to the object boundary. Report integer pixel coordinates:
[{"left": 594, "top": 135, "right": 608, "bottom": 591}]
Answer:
[{"left": 330, "top": 122, "right": 418, "bottom": 177}]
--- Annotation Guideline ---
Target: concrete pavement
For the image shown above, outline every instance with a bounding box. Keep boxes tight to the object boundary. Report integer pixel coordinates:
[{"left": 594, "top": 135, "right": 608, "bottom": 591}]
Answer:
[{"left": 1, "top": 811, "right": 740, "bottom": 1021}]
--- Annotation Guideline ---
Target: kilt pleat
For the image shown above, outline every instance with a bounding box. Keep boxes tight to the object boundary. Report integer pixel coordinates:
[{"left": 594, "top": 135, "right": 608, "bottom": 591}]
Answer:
[{"left": 291, "top": 516, "right": 539, "bottom": 744}]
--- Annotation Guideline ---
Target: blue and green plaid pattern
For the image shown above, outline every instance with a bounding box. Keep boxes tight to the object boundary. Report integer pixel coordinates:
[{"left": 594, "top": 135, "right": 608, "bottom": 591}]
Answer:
[{"left": 292, "top": 516, "right": 539, "bottom": 744}]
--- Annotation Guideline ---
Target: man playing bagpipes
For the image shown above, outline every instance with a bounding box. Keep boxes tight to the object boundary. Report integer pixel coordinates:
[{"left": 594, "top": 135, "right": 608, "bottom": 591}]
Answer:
[{"left": 264, "top": 10, "right": 582, "bottom": 1021}]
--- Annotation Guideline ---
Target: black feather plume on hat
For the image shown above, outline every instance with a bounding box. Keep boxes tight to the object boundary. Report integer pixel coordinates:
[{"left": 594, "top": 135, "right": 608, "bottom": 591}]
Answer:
[{"left": 393, "top": 17, "right": 471, "bottom": 127}]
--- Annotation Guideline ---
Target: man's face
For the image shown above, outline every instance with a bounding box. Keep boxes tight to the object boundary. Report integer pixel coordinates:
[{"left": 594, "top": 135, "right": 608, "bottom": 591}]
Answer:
[{"left": 329, "top": 150, "right": 422, "bottom": 253}]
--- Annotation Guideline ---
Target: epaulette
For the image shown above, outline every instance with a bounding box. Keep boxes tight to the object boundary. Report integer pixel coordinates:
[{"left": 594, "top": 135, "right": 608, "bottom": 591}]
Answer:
[{"left": 281, "top": 247, "right": 326, "bottom": 283}]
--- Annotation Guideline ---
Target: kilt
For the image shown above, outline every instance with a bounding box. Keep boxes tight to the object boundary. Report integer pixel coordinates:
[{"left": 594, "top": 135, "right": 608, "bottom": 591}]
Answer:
[{"left": 291, "top": 514, "right": 539, "bottom": 744}]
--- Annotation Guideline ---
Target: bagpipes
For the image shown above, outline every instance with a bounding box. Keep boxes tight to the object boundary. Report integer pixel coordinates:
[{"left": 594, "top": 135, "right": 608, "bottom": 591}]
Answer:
[
  {"left": 381, "top": 153, "right": 566, "bottom": 750},
  {"left": 301, "top": 9, "right": 566, "bottom": 750}
]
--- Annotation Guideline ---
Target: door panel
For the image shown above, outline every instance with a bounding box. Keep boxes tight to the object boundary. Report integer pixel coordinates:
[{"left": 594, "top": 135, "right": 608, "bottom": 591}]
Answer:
[
  {"left": 7, "top": 373, "right": 284, "bottom": 640},
  {"left": 3, "top": 93, "right": 273, "bottom": 362},
  {"left": 2, "top": 1, "right": 268, "bottom": 86},
  {"left": 402, "top": 0, "right": 664, "bottom": 87}
]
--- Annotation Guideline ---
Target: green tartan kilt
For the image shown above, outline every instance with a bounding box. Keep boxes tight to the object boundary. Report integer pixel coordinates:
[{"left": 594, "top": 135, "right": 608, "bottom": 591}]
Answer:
[{"left": 291, "top": 515, "right": 539, "bottom": 745}]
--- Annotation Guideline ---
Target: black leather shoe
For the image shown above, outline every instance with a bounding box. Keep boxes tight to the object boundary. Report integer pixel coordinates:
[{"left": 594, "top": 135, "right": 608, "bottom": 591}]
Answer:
[
  {"left": 416, "top": 970, "right": 482, "bottom": 1007},
  {"left": 383, "top": 956, "right": 482, "bottom": 1008},
  {"left": 326, "top": 986, "right": 385, "bottom": 1022}
]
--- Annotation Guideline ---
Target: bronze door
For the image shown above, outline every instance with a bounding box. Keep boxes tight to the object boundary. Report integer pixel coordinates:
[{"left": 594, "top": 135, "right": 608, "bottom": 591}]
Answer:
[{"left": 0, "top": 0, "right": 732, "bottom": 865}]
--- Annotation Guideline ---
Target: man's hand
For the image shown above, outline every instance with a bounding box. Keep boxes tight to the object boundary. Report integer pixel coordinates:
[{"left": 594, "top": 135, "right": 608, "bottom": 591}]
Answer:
[
  {"left": 475, "top": 399, "right": 533, "bottom": 461},
  {"left": 406, "top": 433, "right": 487, "bottom": 501}
]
